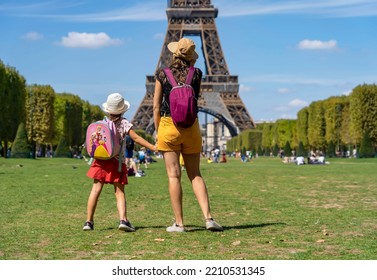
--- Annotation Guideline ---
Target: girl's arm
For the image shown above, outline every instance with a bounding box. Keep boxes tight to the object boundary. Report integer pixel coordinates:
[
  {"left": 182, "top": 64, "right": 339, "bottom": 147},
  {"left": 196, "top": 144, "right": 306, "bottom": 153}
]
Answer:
[{"left": 128, "top": 129, "right": 157, "bottom": 152}]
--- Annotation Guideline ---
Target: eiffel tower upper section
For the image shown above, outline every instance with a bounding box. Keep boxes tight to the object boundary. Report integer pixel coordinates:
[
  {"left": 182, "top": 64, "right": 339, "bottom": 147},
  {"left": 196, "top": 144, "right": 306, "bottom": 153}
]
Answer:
[{"left": 132, "top": 0, "right": 255, "bottom": 135}]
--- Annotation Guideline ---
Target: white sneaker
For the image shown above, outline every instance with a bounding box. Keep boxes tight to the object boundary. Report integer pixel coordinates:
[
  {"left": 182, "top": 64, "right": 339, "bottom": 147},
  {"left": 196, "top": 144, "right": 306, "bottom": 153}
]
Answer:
[
  {"left": 166, "top": 223, "right": 185, "bottom": 232},
  {"left": 118, "top": 220, "right": 135, "bottom": 232},
  {"left": 206, "top": 219, "right": 223, "bottom": 231}
]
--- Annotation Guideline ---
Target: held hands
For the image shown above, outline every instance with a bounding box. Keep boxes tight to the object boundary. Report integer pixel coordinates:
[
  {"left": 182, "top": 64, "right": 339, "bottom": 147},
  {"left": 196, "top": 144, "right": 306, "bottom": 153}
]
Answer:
[
  {"left": 153, "top": 134, "right": 158, "bottom": 152},
  {"left": 152, "top": 144, "right": 158, "bottom": 152},
  {"left": 153, "top": 133, "right": 158, "bottom": 152}
]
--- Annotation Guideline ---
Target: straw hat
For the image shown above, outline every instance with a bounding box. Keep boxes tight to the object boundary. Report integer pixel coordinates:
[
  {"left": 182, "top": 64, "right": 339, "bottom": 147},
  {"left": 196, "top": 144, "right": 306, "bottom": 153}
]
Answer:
[
  {"left": 167, "top": 38, "right": 199, "bottom": 62},
  {"left": 102, "top": 93, "right": 130, "bottom": 115}
]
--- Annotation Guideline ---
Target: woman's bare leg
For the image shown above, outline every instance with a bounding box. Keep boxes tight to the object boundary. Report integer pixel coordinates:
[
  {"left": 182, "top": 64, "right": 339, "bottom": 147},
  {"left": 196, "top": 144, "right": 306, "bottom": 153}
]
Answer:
[
  {"left": 183, "top": 153, "right": 212, "bottom": 220},
  {"left": 163, "top": 151, "right": 184, "bottom": 226}
]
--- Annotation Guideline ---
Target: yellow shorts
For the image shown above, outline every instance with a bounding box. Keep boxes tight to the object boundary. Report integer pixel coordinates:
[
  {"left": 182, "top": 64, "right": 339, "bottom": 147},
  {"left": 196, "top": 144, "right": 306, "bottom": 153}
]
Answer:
[{"left": 157, "top": 117, "right": 202, "bottom": 154}]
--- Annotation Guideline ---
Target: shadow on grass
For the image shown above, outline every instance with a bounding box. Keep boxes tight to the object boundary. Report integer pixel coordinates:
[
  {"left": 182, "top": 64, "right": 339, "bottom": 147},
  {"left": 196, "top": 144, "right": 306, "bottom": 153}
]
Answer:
[
  {"left": 99, "top": 225, "right": 167, "bottom": 231},
  {"left": 186, "top": 222, "right": 287, "bottom": 232},
  {"left": 97, "top": 222, "right": 286, "bottom": 232}
]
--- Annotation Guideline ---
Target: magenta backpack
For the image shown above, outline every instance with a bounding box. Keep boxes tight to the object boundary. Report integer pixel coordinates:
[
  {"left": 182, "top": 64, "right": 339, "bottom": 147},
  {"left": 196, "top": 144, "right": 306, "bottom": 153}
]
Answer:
[
  {"left": 85, "top": 119, "right": 122, "bottom": 160},
  {"left": 163, "top": 66, "right": 197, "bottom": 128}
]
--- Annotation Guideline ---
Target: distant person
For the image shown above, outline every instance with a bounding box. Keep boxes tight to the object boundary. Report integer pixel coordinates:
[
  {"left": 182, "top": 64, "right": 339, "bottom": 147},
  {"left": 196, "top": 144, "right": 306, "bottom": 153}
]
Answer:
[
  {"left": 83, "top": 93, "right": 157, "bottom": 232},
  {"left": 124, "top": 135, "right": 134, "bottom": 168},
  {"left": 153, "top": 38, "right": 223, "bottom": 232},
  {"left": 137, "top": 147, "right": 148, "bottom": 170},
  {"left": 213, "top": 148, "right": 220, "bottom": 163},
  {"left": 220, "top": 152, "right": 227, "bottom": 163},
  {"left": 317, "top": 153, "right": 325, "bottom": 164},
  {"left": 296, "top": 156, "right": 305, "bottom": 165}
]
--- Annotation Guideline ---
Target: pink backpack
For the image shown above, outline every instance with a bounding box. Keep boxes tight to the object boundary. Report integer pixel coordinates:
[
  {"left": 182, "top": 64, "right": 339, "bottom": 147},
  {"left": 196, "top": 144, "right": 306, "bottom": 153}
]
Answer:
[
  {"left": 163, "top": 66, "right": 197, "bottom": 127},
  {"left": 85, "top": 119, "right": 121, "bottom": 160}
]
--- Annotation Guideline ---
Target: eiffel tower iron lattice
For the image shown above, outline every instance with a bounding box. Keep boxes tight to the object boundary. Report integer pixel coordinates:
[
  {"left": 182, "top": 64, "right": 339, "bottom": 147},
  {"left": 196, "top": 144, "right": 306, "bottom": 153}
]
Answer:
[{"left": 131, "top": 0, "right": 255, "bottom": 136}]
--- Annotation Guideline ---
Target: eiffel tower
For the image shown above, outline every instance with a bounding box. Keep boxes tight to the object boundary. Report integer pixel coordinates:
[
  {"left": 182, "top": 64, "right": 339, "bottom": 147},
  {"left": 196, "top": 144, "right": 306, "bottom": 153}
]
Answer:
[{"left": 132, "top": 0, "right": 255, "bottom": 136}]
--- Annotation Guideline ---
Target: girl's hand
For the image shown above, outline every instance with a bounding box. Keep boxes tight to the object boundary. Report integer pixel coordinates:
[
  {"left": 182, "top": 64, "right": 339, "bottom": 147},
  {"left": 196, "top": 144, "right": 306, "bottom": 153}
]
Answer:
[{"left": 152, "top": 144, "right": 158, "bottom": 152}]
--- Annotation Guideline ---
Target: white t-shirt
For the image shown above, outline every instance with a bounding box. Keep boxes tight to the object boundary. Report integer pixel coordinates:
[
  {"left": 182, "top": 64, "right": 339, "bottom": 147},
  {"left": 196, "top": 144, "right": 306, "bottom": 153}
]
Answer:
[{"left": 296, "top": 156, "right": 305, "bottom": 165}]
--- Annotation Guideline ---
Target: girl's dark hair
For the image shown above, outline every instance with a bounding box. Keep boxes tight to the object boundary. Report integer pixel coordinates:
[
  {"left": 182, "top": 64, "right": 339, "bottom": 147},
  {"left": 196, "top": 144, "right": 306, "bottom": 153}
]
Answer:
[{"left": 109, "top": 114, "right": 122, "bottom": 122}]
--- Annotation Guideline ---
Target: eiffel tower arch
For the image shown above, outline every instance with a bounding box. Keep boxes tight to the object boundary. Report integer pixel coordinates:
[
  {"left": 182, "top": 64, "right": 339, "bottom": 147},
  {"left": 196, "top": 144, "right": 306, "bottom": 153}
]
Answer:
[{"left": 132, "top": 0, "right": 255, "bottom": 136}]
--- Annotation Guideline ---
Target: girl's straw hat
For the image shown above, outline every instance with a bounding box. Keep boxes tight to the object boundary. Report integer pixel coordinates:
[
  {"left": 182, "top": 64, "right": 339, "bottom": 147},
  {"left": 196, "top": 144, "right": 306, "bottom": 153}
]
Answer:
[
  {"left": 168, "top": 38, "right": 199, "bottom": 62},
  {"left": 102, "top": 93, "right": 130, "bottom": 115}
]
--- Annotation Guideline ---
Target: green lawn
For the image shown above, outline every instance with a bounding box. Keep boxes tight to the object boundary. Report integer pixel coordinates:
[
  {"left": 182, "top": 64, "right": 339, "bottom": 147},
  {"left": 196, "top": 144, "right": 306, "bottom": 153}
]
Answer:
[{"left": 0, "top": 156, "right": 376, "bottom": 260}]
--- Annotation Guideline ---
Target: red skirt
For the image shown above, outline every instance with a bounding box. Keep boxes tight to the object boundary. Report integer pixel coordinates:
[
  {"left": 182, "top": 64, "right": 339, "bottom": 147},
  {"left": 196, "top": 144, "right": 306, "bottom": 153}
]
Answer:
[{"left": 87, "top": 158, "right": 128, "bottom": 185}]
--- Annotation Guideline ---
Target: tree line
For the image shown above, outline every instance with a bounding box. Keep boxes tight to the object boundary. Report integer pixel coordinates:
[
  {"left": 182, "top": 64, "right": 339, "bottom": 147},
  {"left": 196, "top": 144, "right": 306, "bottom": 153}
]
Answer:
[
  {"left": 1, "top": 60, "right": 156, "bottom": 159},
  {"left": 0, "top": 60, "right": 104, "bottom": 158},
  {"left": 2, "top": 59, "right": 376, "bottom": 159},
  {"left": 227, "top": 83, "right": 377, "bottom": 158}
]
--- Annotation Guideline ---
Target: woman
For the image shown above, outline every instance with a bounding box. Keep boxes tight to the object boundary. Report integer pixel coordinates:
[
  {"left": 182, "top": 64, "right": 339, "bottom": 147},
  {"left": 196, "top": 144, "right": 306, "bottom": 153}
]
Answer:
[{"left": 153, "top": 38, "right": 223, "bottom": 232}]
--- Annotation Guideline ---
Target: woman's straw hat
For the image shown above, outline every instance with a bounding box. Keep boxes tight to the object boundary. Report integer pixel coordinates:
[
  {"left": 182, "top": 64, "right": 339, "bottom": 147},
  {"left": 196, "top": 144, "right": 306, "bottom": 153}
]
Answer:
[
  {"left": 102, "top": 93, "right": 130, "bottom": 115},
  {"left": 167, "top": 38, "right": 199, "bottom": 62}
]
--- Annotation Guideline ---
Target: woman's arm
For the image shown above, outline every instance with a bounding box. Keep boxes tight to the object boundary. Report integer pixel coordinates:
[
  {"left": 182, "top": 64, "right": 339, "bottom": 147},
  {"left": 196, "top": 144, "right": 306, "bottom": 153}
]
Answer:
[{"left": 153, "top": 79, "right": 163, "bottom": 137}]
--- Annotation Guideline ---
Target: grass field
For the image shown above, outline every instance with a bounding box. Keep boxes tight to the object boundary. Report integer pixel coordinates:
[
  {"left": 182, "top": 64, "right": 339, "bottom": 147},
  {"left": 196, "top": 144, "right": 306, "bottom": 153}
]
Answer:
[{"left": 0, "top": 156, "right": 376, "bottom": 260}]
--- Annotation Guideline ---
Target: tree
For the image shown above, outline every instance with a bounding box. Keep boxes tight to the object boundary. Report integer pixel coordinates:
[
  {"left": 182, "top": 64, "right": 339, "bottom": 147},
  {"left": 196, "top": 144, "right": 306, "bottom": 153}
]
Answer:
[
  {"left": 0, "top": 60, "right": 6, "bottom": 157},
  {"left": 55, "top": 93, "right": 84, "bottom": 152},
  {"left": 10, "top": 123, "right": 31, "bottom": 158},
  {"left": 349, "top": 84, "right": 377, "bottom": 148},
  {"left": 283, "top": 141, "right": 292, "bottom": 157},
  {"left": 26, "top": 85, "right": 56, "bottom": 158},
  {"left": 261, "top": 122, "right": 273, "bottom": 154},
  {"left": 54, "top": 136, "right": 71, "bottom": 157},
  {"left": 296, "top": 107, "right": 309, "bottom": 149},
  {"left": 296, "top": 141, "right": 306, "bottom": 157},
  {"left": 273, "top": 119, "right": 295, "bottom": 149},
  {"left": 273, "top": 143, "right": 280, "bottom": 157},
  {"left": 0, "top": 65, "right": 26, "bottom": 157},
  {"left": 327, "top": 140, "right": 336, "bottom": 158},
  {"left": 241, "top": 129, "right": 262, "bottom": 152},
  {"left": 324, "top": 96, "right": 347, "bottom": 152},
  {"left": 308, "top": 101, "right": 326, "bottom": 150},
  {"left": 358, "top": 132, "right": 375, "bottom": 158},
  {"left": 339, "top": 100, "right": 353, "bottom": 153}
]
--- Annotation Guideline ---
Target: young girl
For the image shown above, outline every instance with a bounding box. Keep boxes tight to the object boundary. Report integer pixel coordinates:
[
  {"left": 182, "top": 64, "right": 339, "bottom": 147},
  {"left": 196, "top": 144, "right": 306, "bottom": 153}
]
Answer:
[{"left": 83, "top": 93, "right": 157, "bottom": 232}]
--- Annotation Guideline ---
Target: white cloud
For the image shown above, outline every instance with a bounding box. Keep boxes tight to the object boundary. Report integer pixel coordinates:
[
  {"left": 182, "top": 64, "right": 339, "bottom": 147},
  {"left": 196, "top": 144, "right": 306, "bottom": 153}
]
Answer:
[
  {"left": 59, "top": 32, "right": 122, "bottom": 49},
  {"left": 342, "top": 90, "right": 352, "bottom": 96},
  {"left": 298, "top": 39, "right": 337, "bottom": 50},
  {"left": 153, "top": 33, "right": 165, "bottom": 40},
  {"left": 3, "top": 0, "right": 377, "bottom": 21},
  {"left": 275, "top": 99, "right": 308, "bottom": 116},
  {"left": 23, "top": 31, "right": 43, "bottom": 41},
  {"left": 288, "top": 99, "right": 309, "bottom": 107},
  {"left": 26, "top": 2, "right": 166, "bottom": 22},
  {"left": 277, "top": 88, "right": 291, "bottom": 93},
  {"left": 215, "top": 0, "right": 377, "bottom": 18},
  {"left": 239, "top": 84, "right": 255, "bottom": 92}
]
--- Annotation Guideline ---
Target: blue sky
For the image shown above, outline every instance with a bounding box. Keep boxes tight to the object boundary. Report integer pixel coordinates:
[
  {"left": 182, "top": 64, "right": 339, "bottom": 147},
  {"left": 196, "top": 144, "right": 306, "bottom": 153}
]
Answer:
[{"left": 1, "top": 0, "right": 376, "bottom": 123}]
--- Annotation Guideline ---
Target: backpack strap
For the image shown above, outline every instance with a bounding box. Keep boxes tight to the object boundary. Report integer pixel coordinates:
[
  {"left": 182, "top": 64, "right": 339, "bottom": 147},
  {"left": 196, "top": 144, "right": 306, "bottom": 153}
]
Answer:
[
  {"left": 163, "top": 67, "right": 195, "bottom": 86},
  {"left": 117, "top": 119, "right": 128, "bottom": 173},
  {"left": 185, "top": 66, "right": 195, "bottom": 85},
  {"left": 163, "top": 68, "right": 178, "bottom": 87},
  {"left": 118, "top": 138, "right": 124, "bottom": 173}
]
